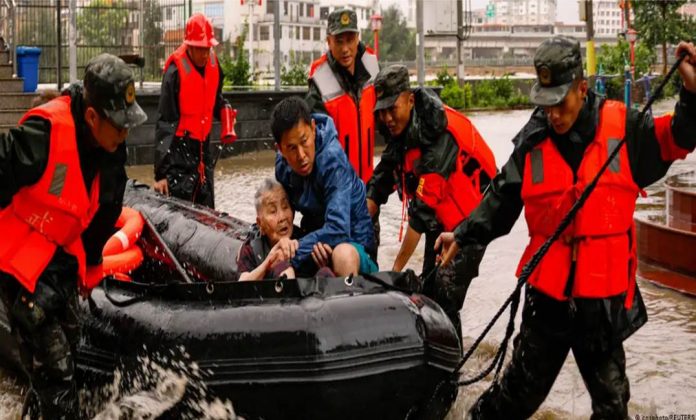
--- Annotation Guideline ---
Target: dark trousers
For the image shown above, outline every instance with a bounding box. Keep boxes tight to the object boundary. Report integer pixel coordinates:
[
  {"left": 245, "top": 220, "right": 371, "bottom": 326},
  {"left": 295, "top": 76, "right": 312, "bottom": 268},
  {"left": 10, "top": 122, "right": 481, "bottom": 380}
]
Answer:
[
  {"left": 164, "top": 137, "right": 215, "bottom": 208},
  {"left": 0, "top": 257, "right": 81, "bottom": 419},
  {"left": 422, "top": 231, "right": 485, "bottom": 340},
  {"left": 470, "top": 288, "right": 631, "bottom": 420}
]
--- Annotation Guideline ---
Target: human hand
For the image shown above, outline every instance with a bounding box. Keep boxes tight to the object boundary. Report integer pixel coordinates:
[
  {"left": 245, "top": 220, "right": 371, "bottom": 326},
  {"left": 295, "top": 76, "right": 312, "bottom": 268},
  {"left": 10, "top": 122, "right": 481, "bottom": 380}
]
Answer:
[
  {"left": 153, "top": 179, "right": 169, "bottom": 196},
  {"left": 676, "top": 41, "right": 696, "bottom": 94},
  {"left": 434, "top": 232, "right": 459, "bottom": 267},
  {"left": 367, "top": 198, "right": 379, "bottom": 218},
  {"left": 311, "top": 242, "right": 333, "bottom": 267}
]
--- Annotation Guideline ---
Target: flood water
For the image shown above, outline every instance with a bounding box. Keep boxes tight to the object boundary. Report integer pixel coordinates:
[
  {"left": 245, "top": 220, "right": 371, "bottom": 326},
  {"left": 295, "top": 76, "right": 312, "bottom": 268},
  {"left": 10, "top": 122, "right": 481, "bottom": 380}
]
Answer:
[{"left": 1, "top": 100, "right": 695, "bottom": 419}]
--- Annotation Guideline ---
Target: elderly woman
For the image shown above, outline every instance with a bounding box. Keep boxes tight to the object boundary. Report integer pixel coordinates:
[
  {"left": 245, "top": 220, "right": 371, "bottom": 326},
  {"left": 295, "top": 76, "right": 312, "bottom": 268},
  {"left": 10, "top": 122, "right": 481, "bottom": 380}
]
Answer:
[{"left": 237, "top": 179, "right": 299, "bottom": 281}]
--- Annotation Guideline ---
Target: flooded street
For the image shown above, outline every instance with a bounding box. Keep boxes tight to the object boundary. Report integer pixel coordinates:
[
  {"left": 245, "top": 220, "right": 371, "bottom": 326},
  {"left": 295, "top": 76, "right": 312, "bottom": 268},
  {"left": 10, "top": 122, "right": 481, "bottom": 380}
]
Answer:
[{"left": 2, "top": 102, "right": 695, "bottom": 419}]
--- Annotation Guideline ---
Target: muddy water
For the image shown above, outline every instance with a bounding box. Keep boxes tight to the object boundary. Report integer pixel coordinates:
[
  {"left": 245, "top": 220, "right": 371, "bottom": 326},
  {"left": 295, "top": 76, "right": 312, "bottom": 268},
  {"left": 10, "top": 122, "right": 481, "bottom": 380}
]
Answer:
[{"left": 1, "top": 101, "right": 695, "bottom": 419}]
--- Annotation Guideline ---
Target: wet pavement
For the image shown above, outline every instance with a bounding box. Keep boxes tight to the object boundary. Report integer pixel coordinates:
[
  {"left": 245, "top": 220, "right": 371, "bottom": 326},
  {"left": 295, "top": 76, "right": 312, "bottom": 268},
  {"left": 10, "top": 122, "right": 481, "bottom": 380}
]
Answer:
[{"left": 1, "top": 101, "right": 695, "bottom": 419}]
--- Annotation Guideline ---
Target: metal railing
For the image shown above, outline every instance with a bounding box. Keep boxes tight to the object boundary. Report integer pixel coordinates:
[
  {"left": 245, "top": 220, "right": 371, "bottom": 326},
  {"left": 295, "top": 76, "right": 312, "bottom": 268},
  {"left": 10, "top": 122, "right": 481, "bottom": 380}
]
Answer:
[{"left": 0, "top": 0, "right": 190, "bottom": 85}]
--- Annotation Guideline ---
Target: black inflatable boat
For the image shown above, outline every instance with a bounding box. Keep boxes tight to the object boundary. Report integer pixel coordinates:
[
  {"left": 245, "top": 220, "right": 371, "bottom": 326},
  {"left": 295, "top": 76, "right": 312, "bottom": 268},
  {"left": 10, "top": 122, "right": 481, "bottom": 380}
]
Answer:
[{"left": 3, "top": 182, "right": 463, "bottom": 419}]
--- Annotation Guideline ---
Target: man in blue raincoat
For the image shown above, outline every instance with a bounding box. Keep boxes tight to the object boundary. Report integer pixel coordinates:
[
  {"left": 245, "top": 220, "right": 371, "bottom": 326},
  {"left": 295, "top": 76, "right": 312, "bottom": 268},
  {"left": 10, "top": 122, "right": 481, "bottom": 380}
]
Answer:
[{"left": 273, "top": 96, "right": 377, "bottom": 277}]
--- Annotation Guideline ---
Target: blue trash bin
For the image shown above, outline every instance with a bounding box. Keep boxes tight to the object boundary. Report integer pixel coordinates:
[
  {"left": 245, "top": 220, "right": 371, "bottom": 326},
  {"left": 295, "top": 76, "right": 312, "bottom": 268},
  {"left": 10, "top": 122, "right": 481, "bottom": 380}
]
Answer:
[{"left": 16, "top": 46, "right": 42, "bottom": 93}]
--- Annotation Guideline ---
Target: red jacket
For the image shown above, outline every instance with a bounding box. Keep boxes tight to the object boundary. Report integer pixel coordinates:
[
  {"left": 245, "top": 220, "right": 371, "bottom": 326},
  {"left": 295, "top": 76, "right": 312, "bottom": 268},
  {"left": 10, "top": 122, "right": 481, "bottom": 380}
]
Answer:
[
  {"left": 164, "top": 44, "right": 220, "bottom": 142},
  {"left": 516, "top": 100, "right": 639, "bottom": 305},
  {"left": 309, "top": 50, "right": 379, "bottom": 183},
  {"left": 0, "top": 96, "right": 101, "bottom": 292}
]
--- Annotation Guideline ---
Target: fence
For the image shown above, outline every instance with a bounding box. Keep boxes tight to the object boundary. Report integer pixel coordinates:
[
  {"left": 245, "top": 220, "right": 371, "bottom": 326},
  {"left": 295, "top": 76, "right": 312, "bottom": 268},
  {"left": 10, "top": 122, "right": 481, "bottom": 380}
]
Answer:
[{"left": 0, "top": 0, "right": 191, "bottom": 85}]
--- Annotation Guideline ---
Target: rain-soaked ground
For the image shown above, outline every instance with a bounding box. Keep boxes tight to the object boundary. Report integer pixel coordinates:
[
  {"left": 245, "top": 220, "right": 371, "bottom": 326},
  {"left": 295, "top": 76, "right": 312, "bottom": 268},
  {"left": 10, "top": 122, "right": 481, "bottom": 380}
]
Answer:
[{"left": 1, "top": 99, "right": 695, "bottom": 419}]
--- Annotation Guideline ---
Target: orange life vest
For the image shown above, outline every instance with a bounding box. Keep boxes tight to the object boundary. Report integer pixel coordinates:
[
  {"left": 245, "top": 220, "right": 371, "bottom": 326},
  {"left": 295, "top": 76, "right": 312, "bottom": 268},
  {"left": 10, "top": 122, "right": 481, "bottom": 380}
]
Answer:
[
  {"left": 403, "top": 106, "right": 497, "bottom": 232},
  {"left": 164, "top": 44, "right": 220, "bottom": 142},
  {"left": 309, "top": 50, "right": 378, "bottom": 184},
  {"left": 0, "top": 96, "right": 101, "bottom": 292},
  {"left": 516, "top": 100, "right": 639, "bottom": 306}
]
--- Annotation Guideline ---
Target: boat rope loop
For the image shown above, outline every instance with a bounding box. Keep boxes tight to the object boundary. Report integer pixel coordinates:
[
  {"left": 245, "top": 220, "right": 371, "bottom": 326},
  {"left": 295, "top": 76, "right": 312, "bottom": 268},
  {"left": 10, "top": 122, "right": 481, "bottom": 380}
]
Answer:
[{"left": 452, "top": 53, "right": 687, "bottom": 387}]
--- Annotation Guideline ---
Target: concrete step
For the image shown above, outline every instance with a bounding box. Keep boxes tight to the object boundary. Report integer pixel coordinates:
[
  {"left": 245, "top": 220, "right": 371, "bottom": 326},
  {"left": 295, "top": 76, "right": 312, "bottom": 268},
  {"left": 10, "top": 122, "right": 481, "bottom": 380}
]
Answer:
[
  {"left": 0, "top": 109, "right": 26, "bottom": 126},
  {"left": 0, "top": 92, "right": 37, "bottom": 108},
  {"left": 0, "top": 51, "right": 9, "bottom": 65},
  {"left": 0, "top": 78, "right": 25, "bottom": 92},
  {"left": 0, "top": 65, "right": 13, "bottom": 78}
]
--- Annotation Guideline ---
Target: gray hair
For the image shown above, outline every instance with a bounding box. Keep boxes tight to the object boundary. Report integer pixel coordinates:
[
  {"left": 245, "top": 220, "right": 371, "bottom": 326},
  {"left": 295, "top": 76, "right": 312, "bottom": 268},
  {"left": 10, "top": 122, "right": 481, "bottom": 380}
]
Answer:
[{"left": 254, "top": 178, "right": 285, "bottom": 213}]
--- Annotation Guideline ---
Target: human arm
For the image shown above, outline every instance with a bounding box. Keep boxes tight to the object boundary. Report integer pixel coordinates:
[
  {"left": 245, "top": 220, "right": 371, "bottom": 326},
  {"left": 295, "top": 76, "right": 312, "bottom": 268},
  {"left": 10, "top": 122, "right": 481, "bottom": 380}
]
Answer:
[
  {"left": 627, "top": 41, "right": 696, "bottom": 188},
  {"left": 0, "top": 118, "right": 50, "bottom": 207},
  {"left": 154, "top": 64, "right": 180, "bottom": 189},
  {"left": 365, "top": 140, "right": 401, "bottom": 207},
  {"left": 392, "top": 225, "right": 422, "bottom": 272},
  {"left": 305, "top": 79, "right": 328, "bottom": 114}
]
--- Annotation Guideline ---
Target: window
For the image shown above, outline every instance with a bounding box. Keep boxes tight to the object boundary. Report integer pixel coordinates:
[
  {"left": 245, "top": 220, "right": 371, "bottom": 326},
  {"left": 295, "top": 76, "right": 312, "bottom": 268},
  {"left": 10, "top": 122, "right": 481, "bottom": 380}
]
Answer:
[
  {"left": 303, "top": 26, "right": 310, "bottom": 40},
  {"left": 166, "top": 7, "right": 172, "bottom": 20},
  {"left": 267, "top": 0, "right": 273, "bottom": 14},
  {"left": 308, "top": 4, "right": 314, "bottom": 18},
  {"left": 320, "top": 6, "right": 329, "bottom": 19},
  {"left": 260, "top": 25, "right": 270, "bottom": 41},
  {"left": 300, "top": 3, "right": 304, "bottom": 17},
  {"left": 284, "top": 1, "right": 288, "bottom": 15},
  {"left": 296, "top": 26, "right": 301, "bottom": 39},
  {"left": 313, "top": 27, "right": 320, "bottom": 40}
]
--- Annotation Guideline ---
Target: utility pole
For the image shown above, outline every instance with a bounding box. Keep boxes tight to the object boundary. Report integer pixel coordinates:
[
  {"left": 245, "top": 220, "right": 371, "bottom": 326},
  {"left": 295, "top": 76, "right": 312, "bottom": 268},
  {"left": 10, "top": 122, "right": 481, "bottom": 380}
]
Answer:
[
  {"left": 585, "top": 0, "right": 595, "bottom": 77},
  {"left": 456, "top": 0, "right": 464, "bottom": 85},
  {"left": 416, "top": 0, "right": 424, "bottom": 86},
  {"left": 274, "top": 0, "right": 280, "bottom": 90},
  {"left": 56, "top": 0, "right": 62, "bottom": 90},
  {"left": 68, "top": 0, "right": 76, "bottom": 83},
  {"left": 249, "top": 1, "right": 254, "bottom": 82}
]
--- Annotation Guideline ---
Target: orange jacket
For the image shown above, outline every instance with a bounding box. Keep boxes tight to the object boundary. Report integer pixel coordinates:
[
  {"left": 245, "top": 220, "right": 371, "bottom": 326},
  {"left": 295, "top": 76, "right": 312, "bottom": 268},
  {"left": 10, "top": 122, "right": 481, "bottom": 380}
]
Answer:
[
  {"left": 164, "top": 44, "right": 220, "bottom": 141},
  {"left": 516, "top": 100, "right": 639, "bottom": 306},
  {"left": 0, "top": 96, "right": 101, "bottom": 292},
  {"left": 309, "top": 50, "right": 379, "bottom": 183},
  {"left": 406, "top": 106, "right": 497, "bottom": 232}
]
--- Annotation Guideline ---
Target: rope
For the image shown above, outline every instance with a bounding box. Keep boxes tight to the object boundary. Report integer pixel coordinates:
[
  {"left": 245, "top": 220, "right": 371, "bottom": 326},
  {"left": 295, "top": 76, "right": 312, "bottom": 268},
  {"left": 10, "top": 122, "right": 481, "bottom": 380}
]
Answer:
[{"left": 452, "top": 53, "right": 688, "bottom": 386}]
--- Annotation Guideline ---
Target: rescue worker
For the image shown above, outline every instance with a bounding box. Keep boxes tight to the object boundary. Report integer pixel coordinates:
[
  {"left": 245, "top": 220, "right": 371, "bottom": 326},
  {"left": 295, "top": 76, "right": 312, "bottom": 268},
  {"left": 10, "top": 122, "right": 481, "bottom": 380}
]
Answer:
[
  {"left": 154, "top": 12, "right": 234, "bottom": 209},
  {"left": 366, "top": 65, "right": 496, "bottom": 336},
  {"left": 306, "top": 8, "right": 379, "bottom": 185},
  {"left": 436, "top": 36, "right": 696, "bottom": 418},
  {"left": 273, "top": 96, "right": 377, "bottom": 278},
  {"left": 0, "top": 54, "right": 147, "bottom": 418}
]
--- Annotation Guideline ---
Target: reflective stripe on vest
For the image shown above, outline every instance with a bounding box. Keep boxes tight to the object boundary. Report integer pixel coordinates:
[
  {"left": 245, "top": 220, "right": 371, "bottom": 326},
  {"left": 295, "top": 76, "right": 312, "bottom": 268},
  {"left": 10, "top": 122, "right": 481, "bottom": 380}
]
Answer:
[
  {"left": 404, "top": 106, "right": 497, "bottom": 232},
  {"left": 164, "top": 44, "right": 220, "bottom": 142},
  {"left": 309, "top": 50, "right": 379, "bottom": 184},
  {"left": 516, "top": 100, "right": 639, "bottom": 301},
  {"left": 0, "top": 96, "right": 101, "bottom": 292}
]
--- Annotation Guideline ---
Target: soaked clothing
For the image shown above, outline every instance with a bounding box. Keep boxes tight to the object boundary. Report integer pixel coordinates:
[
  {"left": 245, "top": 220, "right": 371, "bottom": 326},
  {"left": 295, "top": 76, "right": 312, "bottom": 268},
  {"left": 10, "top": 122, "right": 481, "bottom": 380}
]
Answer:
[
  {"left": 460, "top": 88, "right": 696, "bottom": 419},
  {"left": 275, "top": 114, "right": 375, "bottom": 277},
  {"left": 366, "top": 87, "right": 486, "bottom": 331},
  {"left": 0, "top": 85, "right": 127, "bottom": 418},
  {"left": 236, "top": 229, "right": 300, "bottom": 279},
  {"left": 154, "top": 59, "right": 226, "bottom": 208}
]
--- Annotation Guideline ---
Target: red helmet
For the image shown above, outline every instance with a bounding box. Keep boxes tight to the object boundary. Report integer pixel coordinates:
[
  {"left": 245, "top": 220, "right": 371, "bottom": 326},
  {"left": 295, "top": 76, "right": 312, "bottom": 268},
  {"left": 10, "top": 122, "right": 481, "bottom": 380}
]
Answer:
[{"left": 184, "top": 13, "right": 218, "bottom": 48}]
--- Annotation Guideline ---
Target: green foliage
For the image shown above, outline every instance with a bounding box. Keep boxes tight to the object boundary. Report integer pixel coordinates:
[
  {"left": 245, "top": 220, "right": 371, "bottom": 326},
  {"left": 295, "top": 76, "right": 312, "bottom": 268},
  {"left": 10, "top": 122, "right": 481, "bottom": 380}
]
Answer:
[
  {"left": 281, "top": 62, "right": 308, "bottom": 86},
  {"left": 143, "top": 0, "right": 164, "bottom": 80},
  {"left": 77, "top": 0, "right": 128, "bottom": 46},
  {"left": 441, "top": 83, "right": 466, "bottom": 109},
  {"left": 596, "top": 39, "right": 653, "bottom": 78},
  {"left": 360, "top": 5, "right": 416, "bottom": 61},
  {"left": 222, "top": 23, "right": 252, "bottom": 86},
  {"left": 438, "top": 75, "right": 529, "bottom": 110},
  {"left": 435, "top": 67, "right": 455, "bottom": 87},
  {"left": 633, "top": 0, "right": 696, "bottom": 74}
]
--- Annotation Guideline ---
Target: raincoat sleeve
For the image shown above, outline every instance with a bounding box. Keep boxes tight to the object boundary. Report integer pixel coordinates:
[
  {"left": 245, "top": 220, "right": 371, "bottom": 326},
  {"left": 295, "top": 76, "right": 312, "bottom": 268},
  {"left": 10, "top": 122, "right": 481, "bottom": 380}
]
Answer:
[
  {"left": 0, "top": 118, "right": 50, "bottom": 208},
  {"left": 366, "top": 140, "right": 400, "bottom": 206},
  {"left": 291, "top": 156, "right": 355, "bottom": 267},
  {"left": 213, "top": 63, "right": 229, "bottom": 120},
  {"left": 627, "top": 86, "right": 696, "bottom": 188},
  {"left": 154, "top": 63, "right": 180, "bottom": 181},
  {"left": 305, "top": 79, "right": 329, "bottom": 115}
]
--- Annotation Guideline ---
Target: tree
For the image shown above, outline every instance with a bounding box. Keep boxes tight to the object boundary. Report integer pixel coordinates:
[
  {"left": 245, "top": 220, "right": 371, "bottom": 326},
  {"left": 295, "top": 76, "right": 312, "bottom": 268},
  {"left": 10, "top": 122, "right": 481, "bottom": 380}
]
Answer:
[
  {"left": 632, "top": 0, "right": 696, "bottom": 74},
  {"left": 77, "top": 0, "right": 129, "bottom": 47},
  {"left": 143, "top": 0, "right": 164, "bottom": 80},
  {"left": 221, "top": 23, "right": 252, "bottom": 86},
  {"left": 281, "top": 63, "right": 307, "bottom": 86},
  {"left": 360, "top": 5, "right": 416, "bottom": 62}
]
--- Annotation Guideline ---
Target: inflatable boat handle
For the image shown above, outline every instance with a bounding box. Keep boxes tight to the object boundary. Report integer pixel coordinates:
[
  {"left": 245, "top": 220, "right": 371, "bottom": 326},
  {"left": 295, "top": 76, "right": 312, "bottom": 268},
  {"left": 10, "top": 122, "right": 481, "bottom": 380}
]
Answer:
[{"left": 141, "top": 213, "right": 194, "bottom": 284}]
